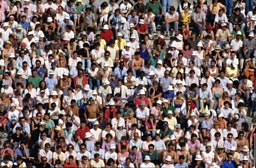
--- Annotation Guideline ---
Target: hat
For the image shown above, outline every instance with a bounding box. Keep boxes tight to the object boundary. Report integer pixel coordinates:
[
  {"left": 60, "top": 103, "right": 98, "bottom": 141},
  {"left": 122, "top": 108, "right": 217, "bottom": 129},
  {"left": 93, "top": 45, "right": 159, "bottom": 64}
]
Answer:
[
  {"left": 125, "top": 42, "right": 131, "bottom": 47},
  {"left": 167, "top": 110, "right": 173, "bottom": 115},
  {"left": 84, "top": 84, "right": 90, "bottom": 90},
  {"left": 221, "top": 22, "right": 227, "bottom": 27},
  {"left": 242, "top": 145, "right": 249, "bottom": 152},
  {"left": 249, "top": 32, "right": 254, "bottom": 37},
  {"left": 130, "top": 34, "right": 136, "bottom": 39},
  {"left": 103, "top": 25, "right": 109, "bottom": 30},
  {"left": 206, "top": 143, "right": 212, "bottom": 147},
  {"left": 16, "top": 25, "right": 22, "bottom": 30},
  {"left": 20, "top": 42, "right": 26, "bottom": 47},
  {"left": 49, "top": 70, "right": 54, "bottom": 75},
  {"left": 129, "top": 23, "right": 135, "bottom": 28},
  {"left": 218, "top": 113, "right": 224, "bottom": 118},
  {"left": 148, "top": 71, "right": 155, "bottom": 76},
  {"left": 215, "top": 45, "right": 222, "bottom": 50},
  {"left": 212, "top": 163, "right": 220, "bottom": 168},
  {"left": 47, "top": 17, "right": 53, "bottom": 22},
  {"left": 242, "top": 156, "right": 249, "bottom": 161},
  {"left": 77, "top": 0, "right": 82, "bottom": 2},
  {"left": 165, "top": 156, "right": 172, "bottom": 162},
  {"left": 236, "top": 31, "right": 242, "bottom": 35},
  {"left": 89, "top": 96, "right": 96, "bottom": 101},
  {"left": 55, "top": 126, "right": 61, "bottom": 131},
  {"left": 228, "top": 80, "right": 233, "bottom": 84},
  {"left": 144, "top": 155, "right": 151, "bottom": 161},
  {"left": 168, "top": 85, "right": 174, "bottom": 90},
  {"left": 2, "top": 22, "right": 8, "bottom": 27},
  {"left": 156, "top": 100, "right": 162, "bottom": 105},
  {"left": 94, "top": 121, "right": 99, "bottom": 125},
  {"left": 39, "top": 121, "right": 46, "bottom": 125},
  {"left": 176, "top": 124, "right": 181, "bottom": 128},
  {"left": 170, "top": 135, "right": 176, "bottom": 140},
  {"left": 170, "top": 42, "right": 176, "bottom": 48},
  {"left": 176, "top": 34, "right": 183, "bottom": 41},
  {"left": 9, "top": 53, "right": 15, "bottom": 58},
  {"left": 92, "top": 90, "right": 97, "bottom": 95},
  {"left": 85, "top": 132, "right": 92, "bottom": 138},
  {"left": 117, "top": 32, "right": 123, "bottom": 37},
  {"left": 63, "top": 72, "right": 69, "bottom": 76},
  {"left": 195, "top": 155, "right": 203, "bottom": 161},
  {"left": 206, "top": 24, "right": 213, "bottom": 30},
  {"left": 217, "top": 145, "right": 224, "bottom": 149},
  {"left": 197, "top": 41, "right": 203, "bottom": 47},
  {"left": 251, "top": 15, "right": 256, "bottom": 21},
  {"left": 103, "top": 80, "right": 110, "bottom": 85},
  {"left": 51, "top": 91, "right": 58, "bottom": 96},
  {"left": 27, "top": 31, "right": 34, "bottom": 36},
  {"left": 139, "top": 19, "right": 144, "bottom": 24},
  {"left": 139, "top": 90, "right": 145, "bottom": 95},
  {"left": 157, "top": 60, "right": 163, "bottom": 65},
  {"left": 162, "top": 99, "right": 169, "bottom": 104},
  {"left": 140, "top": 101, "right": 146, "bottom": 106},
  {"left": 6, "top": 40, "right": 12, "bottom": 45},
  {"left": 64, "top": 16, "right": 70, "bottom": 20},
  {"left": 110, "top": 144, "right": 116, "bottom": 149}
]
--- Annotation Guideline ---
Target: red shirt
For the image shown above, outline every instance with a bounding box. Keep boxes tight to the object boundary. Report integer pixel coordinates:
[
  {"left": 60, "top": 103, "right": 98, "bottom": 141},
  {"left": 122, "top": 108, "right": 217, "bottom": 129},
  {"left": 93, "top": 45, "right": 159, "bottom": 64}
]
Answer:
[
  {"left": 76, "top": 126, "right": 90, "bottom": 140},
  {"left": 104, "top": 107, "right": 118, "bottom": 121},
  {"left": 100, "top": 30, "right": 113, "bottom": 43},
  {"left": 136, "top": 24, "right": 148, "bottom": 33},
  {"left": 134, "top": 97, "right": 149, "bottom": 107},
  {"left": 64, "top": 162, "right": 77, "bottom": 168}
]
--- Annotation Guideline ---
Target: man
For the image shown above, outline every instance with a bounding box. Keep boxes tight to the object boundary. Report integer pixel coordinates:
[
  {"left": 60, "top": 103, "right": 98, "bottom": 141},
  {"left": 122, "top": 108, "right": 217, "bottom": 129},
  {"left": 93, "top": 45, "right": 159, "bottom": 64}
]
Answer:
[
  {"left": 199, "top": 83, "right": 214, "bottom": 112},
  {"left": 90, "top": 153, "right": 105, "bottom": 167},
  {"left": 216, "top": 22, "right": 232, "bottom": 47},
  {"left": 140, "top": 155, "right": 155, "bottom": 168},
  {"left": 222, "top": 152, "right": 237, "bottom": 168},
  {"left": 85, "top": 97, "right": 99, "bottom": 123},
  {"left": 44, "top": 70, "right": 58, "bottom": 91},
  {"left": 175, "top": 155, "right": 189, "bottom": 168},
  {"left": 164, "top": 110, "right": 177, "bottom": 131},
  {"left": 38, "top": 143, "right": 53, "bottom": 164},
  {"left": 146, "top": 0, "right": 163, "bottom": 27},
  {"left": 202, "top": 143, "right": 215, "bottom": 167},
  {"left": 160, "top": 70, "right": 173, "bottom": 92},
  {"left": 143, "top": 144, "right": 159, "bottom": 165},
  {"left": 224, "top": 133, "right": 237, "bottom": 151},
  {"left": 28, "top": 69, "right": 42, "bottom": 88},
  {"left": 100, "top": 25, "right": 114, "bottom": 44},
  {"left": 165, "top": 6, "right": 179, "bottom": 36}
]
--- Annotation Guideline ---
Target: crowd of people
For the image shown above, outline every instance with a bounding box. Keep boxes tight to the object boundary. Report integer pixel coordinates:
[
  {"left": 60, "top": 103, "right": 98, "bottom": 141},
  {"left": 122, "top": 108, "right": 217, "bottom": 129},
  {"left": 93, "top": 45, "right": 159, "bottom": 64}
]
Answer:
[{"left": 0, "top": 0, "right": 255, "bottom": 167}]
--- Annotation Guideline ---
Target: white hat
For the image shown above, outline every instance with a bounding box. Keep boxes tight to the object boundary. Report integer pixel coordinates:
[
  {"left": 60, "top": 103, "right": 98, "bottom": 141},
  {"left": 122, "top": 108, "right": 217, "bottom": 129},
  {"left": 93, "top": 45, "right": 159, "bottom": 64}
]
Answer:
[
  {"left": 225, "top": 44, "right": 231, "bottom": 49},
  {"left": 218, "top": 113, "right": 224, "bottom": 118},
  {"left": 121, "top": 17, "right": 126, "bottom": 23},
  {"left": 165, "top": 156, "right": 172, "bottom": 162},
  {"left": 63, "top": 72, "right": 69, "bottom": 76},
  {"left": 192, "top": 51, "right": 197, "bottom": 56},
  {"left": 84, "top": 84, "right": 90, "bottom": 90},
  {"left": 162, "top": 99, "right": 169, "bottom": 104},
  {"left": 157, "top": 60, "right": 162, "bottom": 64},
  {"left": 129, "top": 23, "right": 135, "bottom": 28},
  {"left": 49, "top": 70, "right": 54, "bottom": 75},
  {"left": 221, "top": 22, "right": 227, "bottom": 27},
  {"left": 103, "top": 25, "right": 109, "bottom": 30},
  {"left": 236, "top": 31, "right": 242, "bottom": 35},
  {"left": 94, "top": 121, "right": 99, "bottom": 125},
  {"left": 176, "top": 124, "right": 181, "bottom": 128},
  {"left": 144, "top": 155, "right": 151, "bottom": 161},
  {"left": 64, "top": 16, "right": 70, "bottom": 20},
  {"left": 103, "top": 80, "right": 110, "bottom": 85},
  {"left": 130, "top": 34, "right": 136, "bottom": 39},
  {"left": 125, "top": 42, "right": 131, "bottom": 47},
  {"left": 39, "top": 121, "right": 46, "bottom": 125},
  {"left": 139, "top": 19, "right": 144, "bottom": 24},
  {"left": 9, "top": 53, "right": 15, "bottom": 58},
  {"left": 242, "top": 145, "right": 249, "bottom": 152},
  {"left": 92, "top": 90, "right": 97, "bottom": 95},
  {"left": 168, "top": 110, "right": 173, "bottom": 115},
  {"left": 195, "top": 155, "right": 203, "bottom": 161},
  {"left": 27, "top": 31, "right": 34, "bottom": 36},
  {"left": 242, "top": 156, "right": 249, "bottom": 161},
  {"left": 176, "top": 34, "right": 183, "bottom": 40},
  {"left": 51, "top": 91, "right": 58, "bottom": 96},
  {"left": 249, "top": 32, "right": 254, "bottom": 37},
  {"left": 110, "top": 144, "right": 116, "bottom": 149},
  {"left": 228, "top": 80, "right": 233, "bottom": 84},
  {"left": 206, "top": 143, "right": 212, "bottom": 147},
  {"left": 117, "top": 32, "right": 123, "bottom": 37},
  {"left": 170, "top": 135, "right": 176, "bottom": 140},
  {"left": 168, "top": 85, "right": 174, "bottom": 90},
  {"left": 77, "top": 0, "right": 82, "bottom": 2},
  {"left": 2, "top": 22, "right": 8, "bottom": 27},
  {"left": 47, "top": 17, "right": 53, "bottom": 22},
  {"left": 170, "top": 42, "right": 176, "bottom": 48},
  {"left": 156, "top": 100, "right": 162, "bottom": 105},
  {"left": 197, "top": 41, "right": 203, "bottom": 47},
  {"left": 85, "top": 132, "right": 92, "bottom": 138},
  {"left": 139, "top": 90, "right": 145, "bottom": 95},
  {"left": 148, "top": 71, "right": 155, "bottom": 76},
  {"left": 190, "top": 112, "right": 196, "bottom": 117}
]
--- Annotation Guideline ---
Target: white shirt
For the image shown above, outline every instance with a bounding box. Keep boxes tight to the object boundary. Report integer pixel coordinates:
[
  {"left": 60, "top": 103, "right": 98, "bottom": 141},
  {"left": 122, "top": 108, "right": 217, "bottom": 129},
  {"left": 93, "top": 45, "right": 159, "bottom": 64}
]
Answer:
[
  {"left": 111, "top": 117, "right": 125, "bottom": 130},
  {"left": 90, "top": 128, "right": 102, "bottom": 142},
  {"left": 223, "top": 128, "right": 238, "bottom": 139},
  {"left": 224, "top": 139, "right": 237, "bottom": 151},
  {"left": 140, "top": 162, "right": 155, "bottom": 168},
  {"left": 119, "top": 3, "right": 132, "bottom": 14},
  {"left": 39, "top": 149, "right": 53, "bottom": 162},
  {"left": 63, "top": 31, "right": 75, "bottom": 41},
  {"left": 105, "top": 151, "right": 117, "bottom": 161},
  {"left": 91, "top": 49, "right": 105, "bottom": 60},
  {"left": 136, "top": 107, "right": 150, "bottom": 120},
  {"left": 230, "top": 39, "right": 243, "bottom": 52},
  {"left": 0, "top": 28, "right": 13, "bottom": 41}
]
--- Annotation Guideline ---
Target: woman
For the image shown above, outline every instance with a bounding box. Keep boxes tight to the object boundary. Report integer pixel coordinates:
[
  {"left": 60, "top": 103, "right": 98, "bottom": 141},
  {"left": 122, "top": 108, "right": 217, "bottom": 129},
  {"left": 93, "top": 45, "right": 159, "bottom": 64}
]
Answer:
[
  {"left": 195, "top": 41, "right": 205, "bottom": 63},
  {"left": 23, "top": 83, "right": 37, "bottom": 99},
  {"left": 212, "top": 79, "right": 224, "bottom": 109},
  {"left": 31, "top": 112, "right": 42, "bottom": 132},
  {"left": 142, "top": 134, "right": 155, "bottom": 152},
  {"left": 67, "top": 38, "right": 77, "bottom": 57},
  {"left": 182, "top": 43, "right": 193, "bottom": 59},
  {"left": 214, "top": 146, "right": 226, "bottom": 165},
  {"left": 173, "top": 91, "right": 186, "bottom": 117},
  {"left": 117, "top": 145, "right": 129, "bottom": 166},
  {"left": 65, "top": 144, "right": 77, "bottom": 161},
  {"left": 60, "top": 73, "right": 72, "bottom": 95},
  {"left": 218, "top": 91, "right": 231, "bottom": 109},
  {"left": 150, "top": 100, "right": 162, "bottom": 120},
  {"left": 102, "top": 133, "right": 115, "bottom": 151},
  {"left": 145, "top": 114, "right": 157, "bottom": 137},
  {"left": 126, "top": 110, "right": 137, "bottom": 131},
  {"left": 37, "top": 81, "right": 50, "bottom": 96},
  {"left": 2, "top": 41, "right": 15, "bottom": 63},
  {"left": 118, "top": 136, "right": 130, "bottom": 152},
  {"left": 49, "top": 91, "right": 61, "bottom": 109},
  {"left": 79, "top": 156, "right": 91, "bottom": 168}
]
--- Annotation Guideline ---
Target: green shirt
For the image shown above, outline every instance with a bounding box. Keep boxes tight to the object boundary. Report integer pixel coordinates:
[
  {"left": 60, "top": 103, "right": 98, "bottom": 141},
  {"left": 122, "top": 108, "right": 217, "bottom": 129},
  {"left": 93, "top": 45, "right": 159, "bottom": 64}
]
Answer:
[
  {"left": 28, "top": 76, "right": 42, "bottom": 88},
  {"left": 160, "top": 128, "right": 173, "bottom": 139},
  {"left": 161, "top": 105, "right": 175, "bottom": 118},
  {"left": 146, "top": 1, "right": 162, "bottom": 15},
  {"left": 76, "top": 4, "right": 85, "bottom": 14},
  {"left": 45, "top": 119, "right": 55, "bottom": 130}
]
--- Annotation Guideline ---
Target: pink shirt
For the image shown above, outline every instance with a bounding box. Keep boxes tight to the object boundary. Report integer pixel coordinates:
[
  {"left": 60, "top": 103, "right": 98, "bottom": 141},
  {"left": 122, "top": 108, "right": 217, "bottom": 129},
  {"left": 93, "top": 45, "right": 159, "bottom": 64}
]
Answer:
[{"left": 188, "top": 139, "right": 200, "bottom": 150}]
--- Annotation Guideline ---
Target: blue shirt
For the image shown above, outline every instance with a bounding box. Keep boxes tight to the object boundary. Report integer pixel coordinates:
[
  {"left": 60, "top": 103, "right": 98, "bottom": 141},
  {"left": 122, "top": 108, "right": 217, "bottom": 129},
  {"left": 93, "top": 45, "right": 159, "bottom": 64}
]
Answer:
[
  {"left": 222, "top": 160, "right": 236, "bottom": 168},
  {"left": 44, "top": 77, "right": 58, "bottom": 91},
  {"left": 140, "top": 48, "right": 150, "bottom": 62},
  {"left": 163, "top": 91, "right": 175, "bottom": 101},
  {"left": 19, "top": 22, "right": 30, "bottom": 30},
  {"left": 175, "top": 162, "right": 188, "bottom": 168},
  {"left": 14, "top": 147, "right": 30, "bottom": 157}
]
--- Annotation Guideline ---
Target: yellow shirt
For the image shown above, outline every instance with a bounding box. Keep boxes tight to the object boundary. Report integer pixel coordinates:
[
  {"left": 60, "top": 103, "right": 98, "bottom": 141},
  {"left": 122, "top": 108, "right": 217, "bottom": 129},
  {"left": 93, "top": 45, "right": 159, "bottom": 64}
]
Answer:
[
  {"left": 210, "top": 3, "right": 225, "bottom": 15},
  {"left": 181, "top": 12, "right": 191, "bottom": 23},
  {"left": 115, "top": 39, "right": 126, "bottom": 50},
  {"left": 164, "top": 117, "right": 177, "bottom": 130},
  {"left": 99, "top": 39, "right": 106, "bottom": 49}
]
